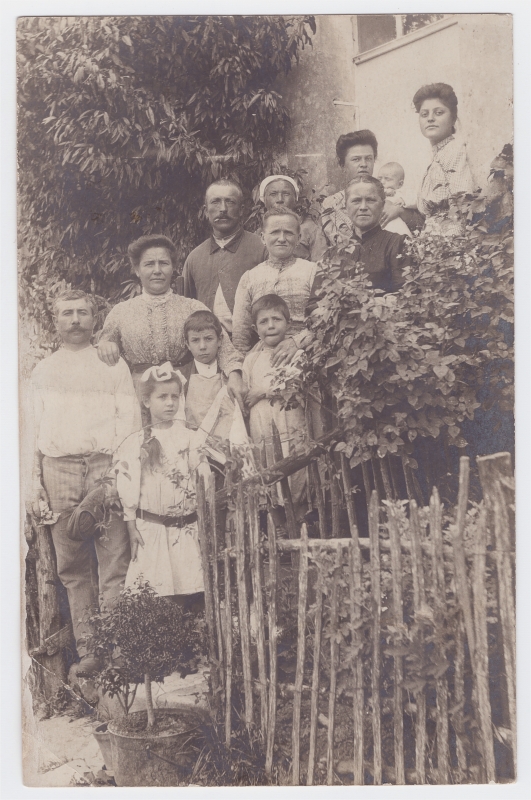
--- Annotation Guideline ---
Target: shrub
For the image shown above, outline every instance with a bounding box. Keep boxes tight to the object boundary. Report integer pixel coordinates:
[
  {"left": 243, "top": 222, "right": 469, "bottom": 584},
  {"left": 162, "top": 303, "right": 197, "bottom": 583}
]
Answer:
[
  {"left": 298, "top": 189, "right": 513, "bottom": 471},
  {"left": 89, "top": 579, "right": 204, "bottom": 728}
]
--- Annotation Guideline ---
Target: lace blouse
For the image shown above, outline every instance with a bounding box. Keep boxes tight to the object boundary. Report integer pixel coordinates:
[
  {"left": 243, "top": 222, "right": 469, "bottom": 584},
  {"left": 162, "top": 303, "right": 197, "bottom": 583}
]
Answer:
[{"left": 99, "top": 290, "right": 242, "bottom": 375}]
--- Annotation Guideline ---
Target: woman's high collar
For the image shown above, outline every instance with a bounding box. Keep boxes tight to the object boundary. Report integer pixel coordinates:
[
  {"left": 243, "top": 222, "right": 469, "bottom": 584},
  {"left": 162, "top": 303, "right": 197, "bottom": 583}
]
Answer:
[
  {"left": 141, "top": 287, "right": 173, "bottom": 303},
  {"left": 432, "top": 134, "right": 455, "bottom": 154},
  {"left": 265, "top": 255, "right": 297, "bottom": 269}
]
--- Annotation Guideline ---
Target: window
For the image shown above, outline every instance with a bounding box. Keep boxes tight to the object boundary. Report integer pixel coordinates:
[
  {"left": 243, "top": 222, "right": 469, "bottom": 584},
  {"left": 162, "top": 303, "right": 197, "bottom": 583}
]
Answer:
[{"left": 355, "top": 14, "right": 447, "bottom": 56}]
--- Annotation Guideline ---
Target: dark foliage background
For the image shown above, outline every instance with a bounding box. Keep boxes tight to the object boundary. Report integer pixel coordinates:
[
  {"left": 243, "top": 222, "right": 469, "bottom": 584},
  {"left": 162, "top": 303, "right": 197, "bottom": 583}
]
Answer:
[{"left": 17, "top": 15, "right": 315, "bottom": 349}]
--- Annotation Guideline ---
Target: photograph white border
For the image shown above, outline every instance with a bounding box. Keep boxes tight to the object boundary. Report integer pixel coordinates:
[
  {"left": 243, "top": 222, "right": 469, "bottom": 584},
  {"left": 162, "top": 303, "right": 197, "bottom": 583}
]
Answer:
[{"left": 2, "top": 2, "right": 529, "bottom": 798}]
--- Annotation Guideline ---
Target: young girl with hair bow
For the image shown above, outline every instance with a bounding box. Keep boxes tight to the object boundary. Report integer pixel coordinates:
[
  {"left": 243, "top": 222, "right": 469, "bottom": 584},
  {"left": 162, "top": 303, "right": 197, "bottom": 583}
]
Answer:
[{"left": 115, "top": 362, "right": 209, "bottom": 602}]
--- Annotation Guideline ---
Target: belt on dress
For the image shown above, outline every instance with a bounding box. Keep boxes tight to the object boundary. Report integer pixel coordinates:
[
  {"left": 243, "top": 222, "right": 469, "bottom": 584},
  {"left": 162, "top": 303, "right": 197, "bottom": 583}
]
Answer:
[{"left": 136, "top": 508, "right": 198, "bottom": 527}]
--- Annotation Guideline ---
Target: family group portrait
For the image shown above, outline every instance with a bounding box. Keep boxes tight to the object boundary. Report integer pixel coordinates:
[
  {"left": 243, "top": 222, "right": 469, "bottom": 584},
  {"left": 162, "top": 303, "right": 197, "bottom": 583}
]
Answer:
[{"left": 16, "top": 11, "right": 516, "bottom": 790}]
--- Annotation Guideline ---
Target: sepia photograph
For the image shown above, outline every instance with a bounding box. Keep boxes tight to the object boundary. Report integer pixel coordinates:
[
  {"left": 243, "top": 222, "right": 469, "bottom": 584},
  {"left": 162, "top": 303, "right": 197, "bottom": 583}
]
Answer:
[{"left": 12, "top": 7, "right": 522, "bottom": 792}]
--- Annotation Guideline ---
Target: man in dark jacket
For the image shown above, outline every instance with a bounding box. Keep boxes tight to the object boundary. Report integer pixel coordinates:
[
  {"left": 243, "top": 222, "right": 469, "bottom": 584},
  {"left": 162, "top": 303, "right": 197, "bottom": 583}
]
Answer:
[{"left": 182, "top": 180, "right": 267, "bottom": 337}]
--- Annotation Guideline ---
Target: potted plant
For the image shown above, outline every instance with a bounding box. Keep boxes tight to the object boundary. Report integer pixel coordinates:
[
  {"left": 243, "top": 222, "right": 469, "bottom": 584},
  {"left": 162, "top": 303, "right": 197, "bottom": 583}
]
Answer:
[
  {"left": 91, "top": 665, "right": 138, "bottom": 774},
  {"left": 89, "top": 579, "right": 207, "bottom": 787}
]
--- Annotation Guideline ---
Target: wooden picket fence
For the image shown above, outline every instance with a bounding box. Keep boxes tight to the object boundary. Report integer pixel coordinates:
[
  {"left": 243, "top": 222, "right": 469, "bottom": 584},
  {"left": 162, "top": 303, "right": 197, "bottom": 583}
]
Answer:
[{"left": 196, "top": 448, "right": 516, "bottom": 785}]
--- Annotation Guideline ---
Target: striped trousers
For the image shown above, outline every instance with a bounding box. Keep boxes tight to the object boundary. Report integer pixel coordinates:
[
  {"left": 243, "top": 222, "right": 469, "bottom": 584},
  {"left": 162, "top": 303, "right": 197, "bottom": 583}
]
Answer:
[{"left": 42, "top": 452, "right": 130, "bottom": 656}]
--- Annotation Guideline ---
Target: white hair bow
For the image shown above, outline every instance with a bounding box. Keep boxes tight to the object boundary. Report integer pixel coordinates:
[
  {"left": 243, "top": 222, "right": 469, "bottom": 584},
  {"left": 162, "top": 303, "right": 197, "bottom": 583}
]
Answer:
[{"left": 140, "top": 362, "right": 187, "bottom": 386}]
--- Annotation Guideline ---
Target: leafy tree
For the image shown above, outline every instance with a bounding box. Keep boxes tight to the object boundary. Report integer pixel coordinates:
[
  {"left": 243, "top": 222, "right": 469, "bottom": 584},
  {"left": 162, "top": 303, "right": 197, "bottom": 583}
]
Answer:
[
  {"left": 290, "top": 188, "right": 513, "bottom": 484},
  {"left": 17, "top": 15, "right": 315, "bottom": 345}
]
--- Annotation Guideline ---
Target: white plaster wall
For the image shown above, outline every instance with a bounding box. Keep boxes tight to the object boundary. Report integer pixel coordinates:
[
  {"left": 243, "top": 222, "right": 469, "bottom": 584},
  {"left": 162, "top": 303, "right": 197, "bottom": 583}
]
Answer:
[
  {"left": 457, "top": 14, "right": 513, "bottom": 185},
  {"left": 354, "top": 15, "right": 513, "bottom": 195},
  {"left": 353, "top": 21, "right": 462, "bottom": 199},
  {"left": 281, "top": 14, "right": 513, "bottom": 202}
]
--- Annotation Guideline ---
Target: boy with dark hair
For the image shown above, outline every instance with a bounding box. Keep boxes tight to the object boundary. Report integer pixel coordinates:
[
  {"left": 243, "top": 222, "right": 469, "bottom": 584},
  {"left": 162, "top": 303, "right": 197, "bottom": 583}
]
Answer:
[
  {"left": 181, "top": 309, "right": 225, "bottom": 432},
  {"left": 182, "top": 309, "right": 249, "bottom": 465}
]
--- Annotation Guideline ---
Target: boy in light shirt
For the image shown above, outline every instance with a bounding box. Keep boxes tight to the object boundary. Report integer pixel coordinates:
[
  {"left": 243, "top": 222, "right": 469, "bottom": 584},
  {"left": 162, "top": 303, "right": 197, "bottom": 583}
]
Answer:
[{"left": 181, "top": 310, "right": 249, "bottom": 468}]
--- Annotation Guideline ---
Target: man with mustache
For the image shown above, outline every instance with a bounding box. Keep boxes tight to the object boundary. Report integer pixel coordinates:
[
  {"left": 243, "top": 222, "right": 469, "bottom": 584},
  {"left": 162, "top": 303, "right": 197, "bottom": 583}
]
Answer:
[
  {"left": 28, "top": 290, "right": 136, "bottom": 677},
  {"left": 182, "top": 179, "right": 267, "bottom": 337}
]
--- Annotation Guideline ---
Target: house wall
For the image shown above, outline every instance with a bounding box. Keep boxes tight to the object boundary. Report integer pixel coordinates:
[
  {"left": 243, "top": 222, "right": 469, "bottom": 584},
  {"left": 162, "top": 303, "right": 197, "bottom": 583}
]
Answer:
[
  {"left": 280, "top": 14, "right": 513, "bottom": 201},
  {"left": 277, "top": 16, "right": 358, "bottom": 197}
]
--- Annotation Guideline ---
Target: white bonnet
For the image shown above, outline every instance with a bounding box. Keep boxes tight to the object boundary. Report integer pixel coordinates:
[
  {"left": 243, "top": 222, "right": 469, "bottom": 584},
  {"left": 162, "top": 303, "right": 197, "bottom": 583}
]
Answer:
[{"left": 259, "top": 175, "right": 299, "bottom": 202}]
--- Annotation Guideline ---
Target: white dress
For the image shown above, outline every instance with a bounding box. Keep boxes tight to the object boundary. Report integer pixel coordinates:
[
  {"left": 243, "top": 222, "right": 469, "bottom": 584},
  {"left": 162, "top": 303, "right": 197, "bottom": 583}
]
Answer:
[{"left": 116, "top": 421, "right": 204, "bottom": 596}]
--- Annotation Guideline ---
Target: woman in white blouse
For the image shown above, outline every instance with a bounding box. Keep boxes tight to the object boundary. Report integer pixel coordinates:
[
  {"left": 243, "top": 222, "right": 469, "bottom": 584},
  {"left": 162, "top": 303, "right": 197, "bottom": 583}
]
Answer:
[{"left": 413, "top": 82, "right": 475, "bottom": 236}]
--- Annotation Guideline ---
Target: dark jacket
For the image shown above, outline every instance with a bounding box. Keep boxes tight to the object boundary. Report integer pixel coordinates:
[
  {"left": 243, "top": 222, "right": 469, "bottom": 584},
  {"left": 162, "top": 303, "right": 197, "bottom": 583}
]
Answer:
[
  {"left": 307, "top": 224, "right": 408, "bottom": 315},
  {"left": 182, "top": 228, "right": 267, "bottom": 313}
]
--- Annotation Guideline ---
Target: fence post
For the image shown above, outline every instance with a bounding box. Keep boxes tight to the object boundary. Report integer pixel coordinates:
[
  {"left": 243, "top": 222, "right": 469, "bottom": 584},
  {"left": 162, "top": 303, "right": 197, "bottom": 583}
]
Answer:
[
  {"left": 196, "top": 471, "right": 221, "bottom": 714},
  {"left": 348, "top": 538, "right": 364, "bottom": 785},
  {"left": 409, "top": 501, "right": 427, "bottom": 784},
  {"left": 452, "top": 457, "right": 475, "bottom": 656},
  {"left": 368, "top": 491, "right": 382, "bottom": 785},
  {"left": 208, "top": 470, "right": 224, "bottom": 674},
  {"left": 471, "top": 504, "right": 496, "bottom": 782},
  {"left": 248, "top": 490, "right": 268, "bottom": 738},
  {"left": 478, "top": 453, "right": 516, "bottom": 774},
  {"left": 265, "top": 512, "right": 278, "bottom": 776},
  {"left": 326, "top": 543, "right": 342, "bottom": 785},
  {"left": 234, "top": 484, "right": 253, "bottom": 729},
  {"left": 429, "top": 489, "right": 450, "bottom": 783},
  {"left": 292, "top": 524, "right": 309, "bottom": 785},
  {"left": 223, "top": 539, "right": 233, "bottom": 748},
  {"left": 387, "top": 503, "right": 405, "bottom": 784},
  {"left": 32, "top": 519, "right": 66, "bottom": 695},
  {"left": 307, "top": 566, "right": 324, "bottom": 786},
  {"left": 493, "top": 482, "right": 517, "bottom": 776}
]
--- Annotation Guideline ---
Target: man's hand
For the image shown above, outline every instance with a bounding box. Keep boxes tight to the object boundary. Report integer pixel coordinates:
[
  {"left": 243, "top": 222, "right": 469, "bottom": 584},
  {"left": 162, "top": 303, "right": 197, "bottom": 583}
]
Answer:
[
  {"left": 97, "top": 340, "right": 121, "bottom": 367},
  {"left": 127, "top": 520, "right": 145, "bottom": 562},
  {"left": 26, "top": 484, "right": 50, "bottom": 521},
  {"left": 271, "top": 337, "right": 298, "bottom": 368},
  {"left": 380, "top": 200, "right": 403, "bottom": 229},
  {"left": 226, "top": 370, "right": 245, "bottom": 414}
]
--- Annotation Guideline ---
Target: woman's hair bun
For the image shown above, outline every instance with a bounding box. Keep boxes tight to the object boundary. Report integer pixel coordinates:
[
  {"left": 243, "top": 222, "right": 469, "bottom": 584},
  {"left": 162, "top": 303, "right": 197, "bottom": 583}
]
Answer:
[{"left": 413, "top": 83, "right": 458, "bottom": 121}]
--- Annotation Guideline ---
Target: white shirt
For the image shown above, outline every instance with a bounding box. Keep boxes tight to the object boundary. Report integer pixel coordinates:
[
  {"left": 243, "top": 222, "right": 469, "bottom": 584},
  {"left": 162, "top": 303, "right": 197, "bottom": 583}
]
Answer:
[
  {"left": 211, "top": 229, "right": 242, "bottom": 333},
  {"left": 31, "top": 346, "right": 137, "bottom": 457},
  {"left": 213, "top": 284, "right": 233, "bottom": 334},
  {"left": 212, "top": 230, "right": 240, "bottom": 249},
  {"left": 194, "top": 359, "right": 219, "bottom": 378}
]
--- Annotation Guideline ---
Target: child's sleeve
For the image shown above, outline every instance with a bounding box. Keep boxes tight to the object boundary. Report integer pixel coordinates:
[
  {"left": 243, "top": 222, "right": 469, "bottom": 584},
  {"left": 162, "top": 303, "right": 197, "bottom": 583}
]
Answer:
[{"left": 114, "top": 432, "right": 142, "bottom": 522}]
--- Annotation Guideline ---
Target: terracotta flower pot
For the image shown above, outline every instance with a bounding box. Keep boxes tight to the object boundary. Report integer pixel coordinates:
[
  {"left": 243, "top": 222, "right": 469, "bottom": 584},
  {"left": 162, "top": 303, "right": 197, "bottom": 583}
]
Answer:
[
  {"left": 108, "top": 708, "right": 205, "bottom": 787},
  {"left": 93, "top": 722, "right": 114, "bottom": 771}
]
